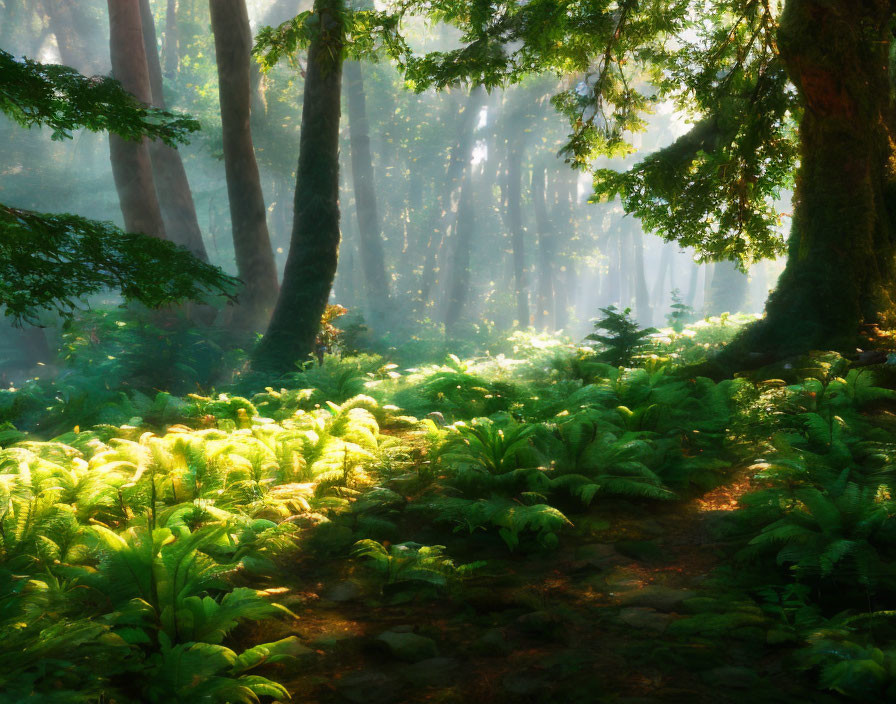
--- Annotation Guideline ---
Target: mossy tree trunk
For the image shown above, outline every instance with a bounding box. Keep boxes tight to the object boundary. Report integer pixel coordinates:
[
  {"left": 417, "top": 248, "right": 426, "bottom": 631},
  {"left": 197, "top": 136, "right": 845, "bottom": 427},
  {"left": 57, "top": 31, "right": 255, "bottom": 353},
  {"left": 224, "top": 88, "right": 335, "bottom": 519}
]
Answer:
[
  {"left": 252, "top": 0, "right": 344, "bottom": 372},
  {"left": 344, "top": 60, "right": 391, "bottom": 327},
  {"left": 733, "top": 0, "right": 896, "bottom": 359},
  {"left": 210, "top": 0, "right": 280, "bottom": 328},
  {"left": 106, "top": 0, "right": 167, "bottom": 241},
  {"left": 140, "top": 0, "right": 208, "bottom": 262}
]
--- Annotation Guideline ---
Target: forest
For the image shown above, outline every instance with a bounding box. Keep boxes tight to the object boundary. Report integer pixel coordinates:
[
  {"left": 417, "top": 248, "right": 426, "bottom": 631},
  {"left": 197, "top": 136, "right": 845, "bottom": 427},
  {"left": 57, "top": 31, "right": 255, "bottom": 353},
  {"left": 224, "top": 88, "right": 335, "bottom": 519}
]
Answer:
[{"left": 1, "top": 0, "right": 896, "bottom": 702}]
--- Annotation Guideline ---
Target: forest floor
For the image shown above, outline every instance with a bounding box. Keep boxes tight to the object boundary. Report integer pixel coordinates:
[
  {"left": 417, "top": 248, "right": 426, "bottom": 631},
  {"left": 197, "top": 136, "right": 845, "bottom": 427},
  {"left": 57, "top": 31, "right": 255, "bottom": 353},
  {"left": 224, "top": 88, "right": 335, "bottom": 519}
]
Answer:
[{"left": 245, "top": 465, "right": 837, "bottom": 704}]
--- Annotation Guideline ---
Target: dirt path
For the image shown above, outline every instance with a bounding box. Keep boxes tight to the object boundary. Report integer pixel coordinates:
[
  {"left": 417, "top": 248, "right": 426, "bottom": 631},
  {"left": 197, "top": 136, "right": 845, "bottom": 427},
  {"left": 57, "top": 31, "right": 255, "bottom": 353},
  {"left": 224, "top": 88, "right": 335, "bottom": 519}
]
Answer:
[{"left": 249, "top": 473, "right": 835, "bottom": 704}]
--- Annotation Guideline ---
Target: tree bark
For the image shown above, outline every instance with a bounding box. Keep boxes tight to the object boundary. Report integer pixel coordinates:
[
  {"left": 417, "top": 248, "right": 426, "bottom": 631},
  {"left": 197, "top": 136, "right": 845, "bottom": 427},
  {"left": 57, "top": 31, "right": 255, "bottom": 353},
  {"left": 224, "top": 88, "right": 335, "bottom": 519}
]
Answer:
[
  {"left": 252, "top": 0, "right": 343, "bottom": 371},
  {"left": 210, "top": 0, "right": 280, "bottom": 327},
  {"left": 139, "top": 0, "right": 208, "bottom": 261},
  {"left": 344, "top": 60, "right": 391, "bottom": 326},
  {"left": 106, "top": 0, "right": 167, "bottom": 240},
  {"left": 730, "top": 0, "right": 896, "bottom": 361}
]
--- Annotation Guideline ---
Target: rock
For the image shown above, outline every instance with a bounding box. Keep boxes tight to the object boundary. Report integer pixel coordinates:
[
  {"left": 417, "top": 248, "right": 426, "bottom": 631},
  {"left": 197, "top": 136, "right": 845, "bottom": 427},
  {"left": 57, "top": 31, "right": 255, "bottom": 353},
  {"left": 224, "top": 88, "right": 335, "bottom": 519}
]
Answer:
[
  {"left": 617, "top": 607, "right": 674, "bottom": 633},
  {"left": 502, "top": 670, "right": 549, "bottom": 697},
  {"left": 575, "top": 543, "right": 621, "bottom": 568},
  {"left": 701, "top": 666, "right": 759, "bottom": 689},
  {"left": 471, "top": 628, "right": 511, "bottom": 655},
  {"left": 619, "top": 586, "right": 696, "bottom": 612},
  {"left": 514, "top": 610, "right": 562, "bottom": 637},
  {"left": 336, "top": 669, "right": 401, "bottom": 703},
  {"left": 400, "top": 657, "right": 461, "bottom": 687},
  {"left": 309, "top": 632, "right": 361, "bottom": 654},
  {"left": 323, "top": 580, "right": 363, "bottom": 603},
  {"left": 614, "top": 540, "right": 663, "bottom": 563},
  {"left": 375, "top": 630, "right": 439, "bottom": 663}
]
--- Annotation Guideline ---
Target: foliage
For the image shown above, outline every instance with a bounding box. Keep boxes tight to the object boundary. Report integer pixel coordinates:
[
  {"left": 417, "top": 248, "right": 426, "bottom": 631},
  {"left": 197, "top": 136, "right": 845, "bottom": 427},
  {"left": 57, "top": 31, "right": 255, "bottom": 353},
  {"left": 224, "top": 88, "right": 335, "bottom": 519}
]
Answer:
[
  {"left": 666, "top": 288, "right": 695, "bottom": 333},
  {"left": 0, "top": 206, "right": 239, "bottom": 324},
  {"left": 0, "top": 48, "right": 199, "bottom": 144},
  {"left": 586, "top": 306, "right": 657, "bottom": 367}
]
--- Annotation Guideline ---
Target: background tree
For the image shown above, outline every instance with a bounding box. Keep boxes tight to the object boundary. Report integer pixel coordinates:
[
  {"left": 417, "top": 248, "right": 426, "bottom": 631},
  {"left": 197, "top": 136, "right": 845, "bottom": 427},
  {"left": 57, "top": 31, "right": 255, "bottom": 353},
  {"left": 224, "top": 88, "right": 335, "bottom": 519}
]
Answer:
[{"left": 210, "top": 0, "right": 280, "bottom": 328}]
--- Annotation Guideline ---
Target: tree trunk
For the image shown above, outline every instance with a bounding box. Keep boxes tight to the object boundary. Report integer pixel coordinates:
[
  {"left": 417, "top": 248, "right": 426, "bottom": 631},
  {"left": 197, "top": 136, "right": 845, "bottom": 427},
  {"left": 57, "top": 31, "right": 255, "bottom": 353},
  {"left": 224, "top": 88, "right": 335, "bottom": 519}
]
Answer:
[
  {"left": 533, "top": 165, "right": 554, "bottom": 330},
  {"left": 106, "top": 0, "right": 167, "bottom": 240},
  {"left": 418, "top": 87, "right": 485, "bottom": 311},
  {"left": 163, "top": 0, "right": 178, "bottom": 77},
  {"left": 732, "top": 0, "right": 896, "bottom": 360},
  {"left": 504, "top": 143, "right": 529, "bottom": 327},
  {"left": 705, "top": 259, "right": 748, "bottom": 316},
  {"left": 252, "top": 0, "right": 343, "bottom": 372},
  {"left": 45, "top": 0, "right": 106, "bottom": 74},
  {"left": 443, "top": 175, "right": 476, "bottom": 336},
  {"left": 631, "top": 225, "right": 651, "bottom": 326},
  {"left": 210, "top": 0, "right": 280, "bottom": 327},
  {"left": 139, "top": 0, "right": 208, "bottom": 261},
  {"left": 344, "top": 60, "right": 390, "bottom": 326}
]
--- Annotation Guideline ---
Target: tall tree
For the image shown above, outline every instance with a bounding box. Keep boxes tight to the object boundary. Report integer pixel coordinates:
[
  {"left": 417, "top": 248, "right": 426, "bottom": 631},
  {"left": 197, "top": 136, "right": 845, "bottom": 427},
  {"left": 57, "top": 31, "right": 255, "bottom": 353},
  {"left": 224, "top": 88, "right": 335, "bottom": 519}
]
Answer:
[
  {"left": 252, "top": 0, "right": 344, "bottom": 371},
  {"left": 532, "top": 164, "right": 554, "bottom": 331},
  {"left": 106, "top": 0, "right": 166, "bottom": 240},
  {"left": 139, "top": 0, "right": 208, "bottom": 261},
  {"left": 344, "top": 59, "right": 391, "bottom": 326},
  {"left": 390, "top": 0, "right": 896, "bottom": 363},
  {"left": 502, "top": 141, "right": 529, "bottom": 327},
  {"left": 210, "top": 0, "right": 280, "bottom": 327},
  {"left": 443, "top": 174, "right": 476, "bottom": 335}
]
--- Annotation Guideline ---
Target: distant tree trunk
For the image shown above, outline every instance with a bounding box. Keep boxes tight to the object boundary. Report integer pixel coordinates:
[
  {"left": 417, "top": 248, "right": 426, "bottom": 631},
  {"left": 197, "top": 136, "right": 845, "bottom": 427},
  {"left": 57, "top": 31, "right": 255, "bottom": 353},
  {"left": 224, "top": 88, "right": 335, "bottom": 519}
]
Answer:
[
  {"left": 45, "top": 0, "right": 106, "bottom": 74},
  {"left": 685, "top": 256, "right": 700, "bottom": 308},
  {"left": 419, "top": 87, "right": 485, "bottom": 310},
  {"left": 504, "top": 143, "right": 529, "bottom": 327},
  {"left": 344, "top": 60, "right": 390, "bottom": 326},
  {"left": 632, "top": 225, "right": 652, "bottom": 326},
  {"left": 210, "top": 0, "right": 279, "bottom": 327},
  {"left": 443, "top": 176, "right": 476, "bottom": 335},
  {"left": 705, "top": 260, "right": 749, "bottom": 316},
  {"left": 106, "top": 0, "right": 167, "bottom": 240},
  {"left": 163, "top": 0, "right": 178, "bottom": 77},
  {"left": 533, "top": 165, "right": 554, "bottom": 331},
  {"left": 252, "top": 0, "right": 344, "bottom": 372},
  {"left": 651, "top": 244, "right": 673, "bottom": 305},
  {"left": 139, "top": 0, "right": 208, "bottom": 261}
]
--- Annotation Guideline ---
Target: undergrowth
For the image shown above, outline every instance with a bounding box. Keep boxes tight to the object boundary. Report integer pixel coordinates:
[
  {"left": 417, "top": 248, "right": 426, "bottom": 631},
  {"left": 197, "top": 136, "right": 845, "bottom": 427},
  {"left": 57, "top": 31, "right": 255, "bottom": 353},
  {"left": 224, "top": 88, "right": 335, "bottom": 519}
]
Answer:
[{"left": 2, "top": 311, "right": 896, "bottom": 700}]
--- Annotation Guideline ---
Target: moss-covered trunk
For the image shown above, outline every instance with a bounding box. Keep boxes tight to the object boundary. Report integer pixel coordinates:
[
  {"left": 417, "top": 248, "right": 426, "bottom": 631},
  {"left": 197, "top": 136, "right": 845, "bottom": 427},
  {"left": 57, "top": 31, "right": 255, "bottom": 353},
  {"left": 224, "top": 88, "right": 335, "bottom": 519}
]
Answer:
[
  {"left": 210, "top": 0, "right": 280, "bottom": 328},
  {"left": 252, "top": 0, "right": 343, "bottom": 372},
  {"left": 735, "top": 0, "right": 896, "bottom": 358}
]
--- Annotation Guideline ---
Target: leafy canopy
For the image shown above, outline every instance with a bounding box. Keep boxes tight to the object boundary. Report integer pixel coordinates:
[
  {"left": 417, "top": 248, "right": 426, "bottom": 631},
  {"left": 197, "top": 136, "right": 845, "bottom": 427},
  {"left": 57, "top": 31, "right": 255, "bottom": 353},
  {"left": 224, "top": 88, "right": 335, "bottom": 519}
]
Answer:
[
  {"left": 283, "top": 0, "right": 795, "bottom": 265},
  {"left": 0, "top": 206, "right": 239, "bottom": 323},
  {"left": 0, "top": 49, "right": 199, "bottom": 144},
  {"left": 0, "top": 49, "right": 235, "bottom": 320}
]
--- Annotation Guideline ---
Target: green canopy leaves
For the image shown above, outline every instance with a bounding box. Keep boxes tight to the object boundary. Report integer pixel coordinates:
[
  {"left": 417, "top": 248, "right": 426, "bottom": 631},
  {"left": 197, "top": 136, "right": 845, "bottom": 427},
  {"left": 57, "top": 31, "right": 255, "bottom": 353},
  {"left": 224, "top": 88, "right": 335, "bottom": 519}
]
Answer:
[{"left": 0, "top": 206, "right": 238, "bottom": 323}]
